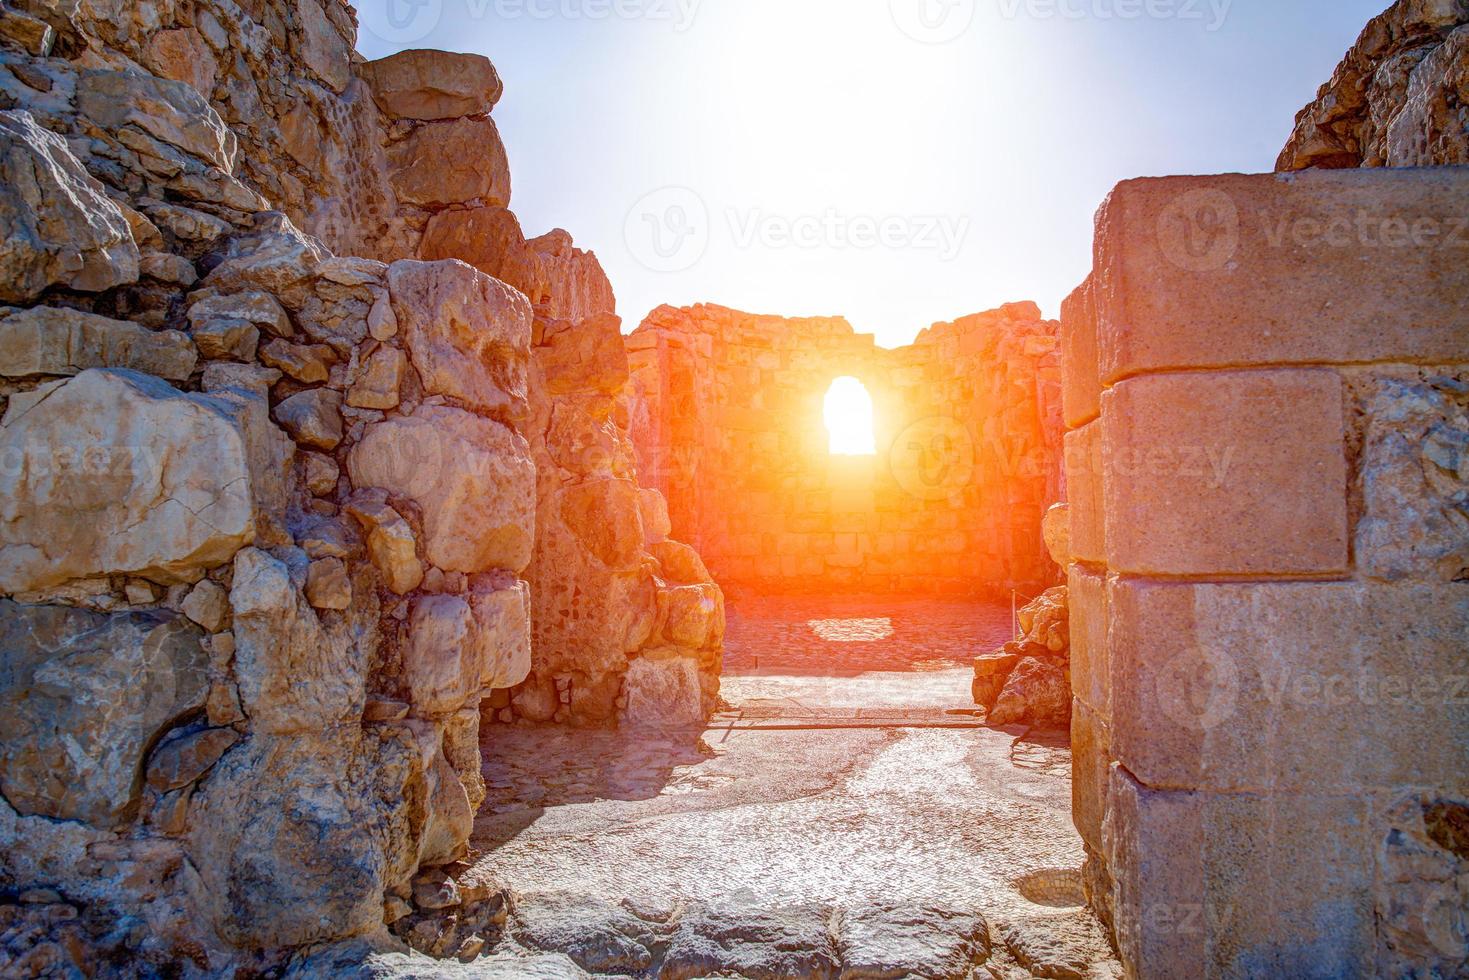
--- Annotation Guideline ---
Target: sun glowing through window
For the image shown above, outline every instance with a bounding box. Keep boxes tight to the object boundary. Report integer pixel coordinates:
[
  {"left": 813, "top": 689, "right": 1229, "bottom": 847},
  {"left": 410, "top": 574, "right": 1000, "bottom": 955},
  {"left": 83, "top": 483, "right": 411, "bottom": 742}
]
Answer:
[{"left": 823, "top": 377, "right": 876, "bottom": 456}]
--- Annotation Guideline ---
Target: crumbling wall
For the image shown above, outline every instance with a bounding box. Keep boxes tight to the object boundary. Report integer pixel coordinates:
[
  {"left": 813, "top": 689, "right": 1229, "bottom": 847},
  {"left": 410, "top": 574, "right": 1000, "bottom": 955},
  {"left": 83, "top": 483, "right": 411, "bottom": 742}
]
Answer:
[
  {"left": 625, "top": 302, "right": 1063, "bottom": 597},
  {"left": 1062, "top": 168, "right": 1469, "bottom": 977},
  {"left": 1278, "top": 0, "right": 1469, "bottom": 170},
  {"left": 0, "top": 3, "right": 546, "bottom": 974}
]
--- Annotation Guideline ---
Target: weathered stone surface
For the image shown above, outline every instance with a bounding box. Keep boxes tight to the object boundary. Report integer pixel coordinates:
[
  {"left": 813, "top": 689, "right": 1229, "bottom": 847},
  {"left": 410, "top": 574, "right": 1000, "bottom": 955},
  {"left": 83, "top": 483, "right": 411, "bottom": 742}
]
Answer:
[
  {"left": 349, "top": 406, "right": 535, "bottom": 574},
  {"left": 359, "top": 50, "right": 503, "bottom": 120},
  {"left": 260, "top": 339, "right": 335, "bottom": 382},
  {"left": 1376, "top": 794, "right": 1469, "bottom": 977},
  {"left": 188, "top": 291, "right": 293, "bottom": 339},
  {"left": 0, "top": 306, "right": 195, "bottom": 380},
  {"left": 1091, "top": 171, "right": 1469, "bottom": 383},
  {"left": 661, "top": 903, "right": 840, "bottom": 980},
  {"left": 387, "top": 117, "right": 510, "bottom": 209},
  {"left": 306, "top": 557, "right": 352, "bottom": 610},
  {"left": 1060, "top": 275, "right": 1100, "bottom": 428},
  {"left": 76, "top": 68, "right": 237, "bottom": 173},
  {"left": 513, "top": 892, "right": 666, "bottom": 975},
  {"left": 1355, "top": 375, "right": 1469, "bottom": 582},
  {"left": 657, "top": 583, "right": 723, "bottom": 650},
  {"left": 347, "top": 345, "right": 405, "bottom": 410},
  {"left": 836, "top": 903, "right": 990, "bottom": 980},
  {"left": 971, "top": 652, "right": 1021, "bottom": 712},
  {"left": 1067, "top": 566, "right": 1108, "bottom": 718},
  {"left": 403, "top": 584, "right": 531, "bottom": 718},
  {"left": 0, "top": 110, "right": 138, "bottom": 302},
  {"left": 988, "top": 657, "right": 1071, "bottom": 728},
  {"left": 192, "top": 317, "right": 259, "bottom": 361},
  {"left": 143, "top": 27, "right": 219, "bottom": 98},
  {"left": 145, "top": 725, "right": 240, "bottom": 792},
  {"left": 0, "top": 601, "right": 208, "bottom": 826},
  {"left": 1108, "top": 578, "right": 1469, "bottom": 796},
  {"left": 651, "top": 540, "right": 711, "bottom": 585},
  {"left": 0, "top": 370, "right": 261, "bottom": 592},
  {"left": 1042, "top": 502, "right": 1070, "bottom": 567},
  {"left": 187, "top": 730, "right": 415, "bottom": 950},
  {"left": 1101, "top": 369, "right": 1349, "bottom": 577},
  {"left": 274, "top": 387, "right": 343, "bottom": 450},
  {"left": 344, "top": 498, "right": 423, "bottom": 594},
  {"left": 297, "top": 0, "right": 352, "bottom": 94},
  {"left": 537, "top": 314, "right": 628, "bottom": 396},
  {"left": 230, "top": 548, "right": 365, "bottom": 734},
  {"left": 388, "top": 260, "right": 530, "bottom": 418},
  {"left": 1279, "top": 3, "right": 1469, "bottom": 169},
  {"left": 1063, "top": 421, "right": 1104, "bottom": 565},
  {"left": 619, "top": 656, "right": 704, "bottom": 729},
  {"left": 181, "top": 579, "right": 229, "bottom": 632}
]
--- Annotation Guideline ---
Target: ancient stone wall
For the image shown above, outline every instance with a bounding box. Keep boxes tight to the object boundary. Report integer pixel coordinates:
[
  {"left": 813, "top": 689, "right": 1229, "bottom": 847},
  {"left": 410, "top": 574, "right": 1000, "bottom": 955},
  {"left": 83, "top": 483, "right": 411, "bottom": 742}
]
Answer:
[
  {"left": 1062, "top": 168, "right": 1469, "bottom": 977},
  {"left": 625, "top": 302, "right": 1064, "bottom": 598},
  {"left": 1278, "top": 0, "right": 1469, "bottom": 170},
  {"left": 0, "top": 0, "right": 715, "bottom": 972}
]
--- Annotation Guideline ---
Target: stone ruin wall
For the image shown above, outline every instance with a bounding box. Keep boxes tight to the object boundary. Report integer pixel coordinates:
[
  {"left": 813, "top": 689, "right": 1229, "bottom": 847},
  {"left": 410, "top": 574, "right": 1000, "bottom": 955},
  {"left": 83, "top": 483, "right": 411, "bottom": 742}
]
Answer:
[
  {"left": 625, "top": 302, "right": 1065, "bottom": 599},
  {"left": 0, "top": 0, "right": 720, "bottom": 972},
  {"left": 1061, "top": 167, "right": 1469, "bottom": 977}
]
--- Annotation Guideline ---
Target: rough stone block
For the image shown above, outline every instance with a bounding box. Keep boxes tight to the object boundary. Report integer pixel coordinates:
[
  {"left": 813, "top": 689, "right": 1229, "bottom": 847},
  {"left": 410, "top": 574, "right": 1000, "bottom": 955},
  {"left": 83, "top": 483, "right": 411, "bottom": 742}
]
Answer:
[
  {"left": 1060, "top": 275, "right": 1101, "bottom": 427},
  {"left": 1108, "top": 577, "right": 1469, "bottom": 795},
  {"left": 1092, "top": 169, "right": 1469, "bottom": 384},
  {"left": 1101, "top": 369, "right": 1348, "bottom": 576},
  {"left": 1105, "top": 767, "right": 1375, "bottom": 980},
  {"left": 1071, "top": 697, "right": 1111, "bottom": 853},
  {"left": 1063, "top": 420, "right": 1105, "bottom": 564},
  {"left": 1068, "top": 565, "right": 1109, "bottom": 718},
  {"left": 0, "top": 306, "right": 196, "bottom": 380}
]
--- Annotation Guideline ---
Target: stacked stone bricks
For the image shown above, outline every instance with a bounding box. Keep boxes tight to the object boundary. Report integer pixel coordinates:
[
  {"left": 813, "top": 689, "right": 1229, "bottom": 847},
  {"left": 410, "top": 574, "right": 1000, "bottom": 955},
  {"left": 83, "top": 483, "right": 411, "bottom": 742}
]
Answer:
[
  {"left": 1062, "top": 168, "right": 1469, "bottom": 978},
  {"left": 626, "top": 302, "right": 1065, "bottom": 598}
]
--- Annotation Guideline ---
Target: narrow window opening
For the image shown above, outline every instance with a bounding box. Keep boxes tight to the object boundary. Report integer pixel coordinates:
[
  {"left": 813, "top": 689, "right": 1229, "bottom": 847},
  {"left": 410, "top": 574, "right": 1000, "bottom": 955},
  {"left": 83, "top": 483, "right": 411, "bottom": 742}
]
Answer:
[{"left": 823, "top": 377, "right": 876, "bottom": 456}]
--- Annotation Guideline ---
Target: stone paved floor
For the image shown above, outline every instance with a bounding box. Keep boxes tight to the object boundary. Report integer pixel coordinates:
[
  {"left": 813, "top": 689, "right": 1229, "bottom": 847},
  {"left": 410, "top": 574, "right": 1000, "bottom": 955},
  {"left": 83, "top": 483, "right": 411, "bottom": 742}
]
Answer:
[{"left": 448, "top": 596, "right": 1117, "bottom": 978}]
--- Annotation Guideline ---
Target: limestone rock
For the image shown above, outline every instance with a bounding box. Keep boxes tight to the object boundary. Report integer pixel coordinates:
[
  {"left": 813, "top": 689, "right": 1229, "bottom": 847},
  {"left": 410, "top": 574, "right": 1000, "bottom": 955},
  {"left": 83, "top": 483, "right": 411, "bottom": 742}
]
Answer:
[
  {"left": 537, "top": 313, "right": 629, "bottom": 396},
  {"left": 344, "top": 498, "right": 424, "bottom": 595},
  {"left": 651, "top": 540, "right": 711, "bottom": 585},
  {"left": 274, "top": 388, "right": 343, "bottom": 450},
  {"left": 261, "top": 339, "right": 336, "bottom": 382},
  {"left": 387, "top": 117, "right": 510, "bottom": 209},
  {"left": 303, "top": 452, "right": 342, "bottom": 496},
  {"left": 1279, "top": 3, "right": 1469, "bottom": 169},
  {"left": 836, "top": 903, "right": 990, "bottom": 980},
  {"left": 76, "top": 69, "right": 237, "bottom": 174},
  {"left": 192, "top": 317, "right": 259, "bottom": 362},
  {"left": 657, "top": 583, "right": 723, "bottom": 650},
  {"left": 0, "top": 370, "right": 261, "bottom": 593},
  {"left": 387, "top": 259, "right": 530, "bottom": 418},
  {"left": 639, "top": 488, "right": 671, "bottom": 546},
  {"left": 0, "top": 601, "right": 208, "bottom": 826},
  {"left": 230, "top": 548, "right": 365, "bottom": 734},
  {"left": 359, "top": 50, "right": 504, "bottom": 121},
  {"left": 349, "top": 406, "right": 535, "bottom": 574},
  {"left": 306, "top": 557, "right": 352, "bottom": 610},
  {"left": 1043, "top": 502, "right": 1071, "bottom": 566},
  {"left": 619, "top": 656, "right": 705, "bottom": 730},
  {"left": 200, "top": 215, "right": 328, "bottom": 298},
  {"left": 188, "top": 291, "right": 293, "bottom": 340},
  {"left": 347, "top": 346, "right": 405, "bottom": 410},
  {"left": 662, "top": 902, "right": 840, "bottom": 979},
  {"left": 988, "top": 657, "right": 1071, "bottom": 729},
  {"left": 0, "top": 110, "right": 139, "bottom": 303},
  {"left": 187, "top": 730, "right": 415, "bottom": 950},
  {"left": 972, "top": 652, "right": 1022, "bottom": 713},
  {"left": 0, "top": 306, "right": 196, "bottom": 380},
  {"left": 180, "top": 579, "right": 229, "bottom": 631},
  {"left": 404, "top": 583, "right": 531, "bottom": 717},
  {"left": 144, "top": 725, "right": 240, "bottom": 792},
  {"left": 297, "top": 0, "right": 352, "bottom": 94},
  {"left": 143, "top": 27, "right": 219, "bottom": 99},
  {"left": 513, "top": 892, "right": 669, "bottom": 975}
]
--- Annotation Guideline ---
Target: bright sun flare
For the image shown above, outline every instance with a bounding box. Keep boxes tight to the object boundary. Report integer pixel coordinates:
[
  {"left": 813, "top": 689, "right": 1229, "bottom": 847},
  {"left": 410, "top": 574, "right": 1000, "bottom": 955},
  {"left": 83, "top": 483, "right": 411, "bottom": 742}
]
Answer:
[{"left": 824, "top": 377, "right": 877, "bottom": 456}]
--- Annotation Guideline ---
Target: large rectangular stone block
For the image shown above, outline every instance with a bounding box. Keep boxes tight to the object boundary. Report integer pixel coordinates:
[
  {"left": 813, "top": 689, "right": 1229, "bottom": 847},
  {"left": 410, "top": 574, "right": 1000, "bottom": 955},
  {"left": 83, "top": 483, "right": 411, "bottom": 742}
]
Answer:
[
  {"left": 1108, "top": 577, "right": 1469, "bottom": 795},
  {"left": 1068, "top": 565, "right": 1109, "bottom": 719},
  {"left": 1060, "top": 276, "right": 1101, "bottom": 428},
  {"left": 1105, "top": 767, "right": 1376, "bottom": 980},
  {"left": 1063, "top": 420, "right": 1105, "bottom": 564},
  {"left": 1101, "top": 369, "right": 1348, "bottom": 576},
  {"left": 1092, "top": 169, "right": 1469, "bottom": 384}
]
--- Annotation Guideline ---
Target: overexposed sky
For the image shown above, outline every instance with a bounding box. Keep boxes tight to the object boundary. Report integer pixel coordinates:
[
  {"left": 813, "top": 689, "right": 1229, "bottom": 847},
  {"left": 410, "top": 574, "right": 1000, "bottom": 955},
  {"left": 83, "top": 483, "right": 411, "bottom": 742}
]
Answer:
[{"left": 356, "top": 0, "right": 1386, "bottom": 347}]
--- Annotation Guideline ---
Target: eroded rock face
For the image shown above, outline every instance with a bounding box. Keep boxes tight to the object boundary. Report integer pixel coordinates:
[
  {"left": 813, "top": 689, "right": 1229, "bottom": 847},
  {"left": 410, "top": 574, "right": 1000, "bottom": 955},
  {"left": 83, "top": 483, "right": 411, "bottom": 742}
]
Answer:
[
  {"left": 0, "top": 601, "right": 208, "bottom": 826},
  {"left": 349, "top": 406, "right": 536, "bottom": 574},
  {"left": 0, "top": 370, "right": 260, "bottom": 593},
  {"left": 0, "top": 305, "right": 197, "bottom": 380},
  {"left": 0, "top": 110, "right": 138, "bottom": 303},
  {"left": 359, "top": 49, "right": 504, "bottom": 121},
  {"left": 975, "top": 586, "right": 1071, "bottom": 729},
  {"left": 1279, "top": 0, "right": 1469, "bottom": 169},
  {"left": 386, "top": 117, "right": 511, "bottom": 209}
]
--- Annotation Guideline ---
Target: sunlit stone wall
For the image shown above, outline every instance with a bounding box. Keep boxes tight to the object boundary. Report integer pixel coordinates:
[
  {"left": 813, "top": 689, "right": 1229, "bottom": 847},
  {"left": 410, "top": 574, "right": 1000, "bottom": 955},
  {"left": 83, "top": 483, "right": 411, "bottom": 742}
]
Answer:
[
  {"left": 1063, "top": 169, "right": 1469, "bottom": 978},
  {"left": 625, "top": 302, "right": 1065, "bottom": 597}
]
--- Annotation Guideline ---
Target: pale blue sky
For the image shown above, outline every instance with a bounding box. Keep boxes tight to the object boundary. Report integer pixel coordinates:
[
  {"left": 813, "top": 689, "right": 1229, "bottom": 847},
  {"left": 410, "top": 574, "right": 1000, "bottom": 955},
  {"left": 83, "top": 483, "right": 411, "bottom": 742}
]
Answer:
[{"left": 356, "top": 0, "right": 1387, "bottom": 347}]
